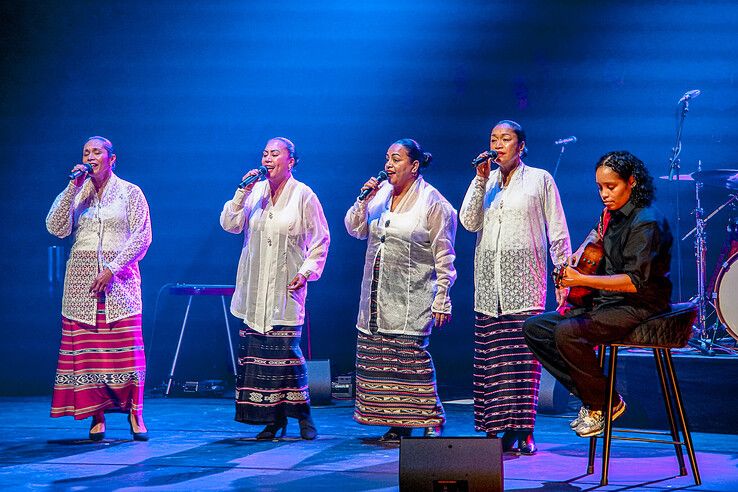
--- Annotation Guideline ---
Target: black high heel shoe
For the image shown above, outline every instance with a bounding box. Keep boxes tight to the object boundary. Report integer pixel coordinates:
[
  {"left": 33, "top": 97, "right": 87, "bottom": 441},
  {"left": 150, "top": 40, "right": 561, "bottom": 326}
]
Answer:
[
  {"left": 89, "top": 418, "right": 105, "bottom": 442},
  {"left": 128, "top": 414, "right": 149, "bottom": 441},
  {"left": 298, "top": 416, "right": 318, "bottom": 440},
  {"left": 256, "top": 420, "right": 287, "bottom": 440},
  {"left": 379, "top": 426, "right": 412, "bottom": 443},
  {"left": 518, "top": 432, "right": 537, "bottom": 455}
]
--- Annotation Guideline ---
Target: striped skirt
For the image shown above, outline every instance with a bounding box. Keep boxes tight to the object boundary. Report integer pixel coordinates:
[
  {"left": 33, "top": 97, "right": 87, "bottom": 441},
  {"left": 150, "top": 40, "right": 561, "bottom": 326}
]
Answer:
[
  {"left": 50, "top": 296, "right": 146, "bottom": 419},
  {"left": 473, "top": 312, "right": 542, "bottom": 433},
  {"left": 235, "top": 325, "right": 310, "bottom": 424},
  {"left": 354, "top": 331, "right": 445, "bottom": 428}
]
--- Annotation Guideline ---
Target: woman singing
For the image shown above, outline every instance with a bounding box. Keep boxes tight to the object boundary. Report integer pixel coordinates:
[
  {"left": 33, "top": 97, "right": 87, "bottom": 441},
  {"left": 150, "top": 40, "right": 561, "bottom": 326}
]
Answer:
[
  {"left": 46, "top": 136, "right": 152, "bottom": 441},
  {"left": 220, "top": 137, "right": 330, "bottom": 440},
  {"left": 460, "top": 120, "right": 571, "bottom": 454},
  {"left": 345, "top": 138, "right": 457, "bottom": 442}
]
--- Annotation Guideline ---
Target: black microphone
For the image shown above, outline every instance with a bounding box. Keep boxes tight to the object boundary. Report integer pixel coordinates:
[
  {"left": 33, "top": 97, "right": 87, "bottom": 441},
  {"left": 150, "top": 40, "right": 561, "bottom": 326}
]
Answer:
[
  {"left": 678, "top": 89, "right": 701, "bottom": 104},
  {"left": 68, "top": 163, "right": 92, "bottom": 180},
  {"left": 553, "top": 136, "right": 577, "bottom": 146},
  {"left": 471, "top": 150, "right": 499, "bottom": 167},
  {"left": 358, "top": 170, "right": 388, "bottom": 201},
  {"left": 238, "top": 166, "right": 267, "bottom": 189}
]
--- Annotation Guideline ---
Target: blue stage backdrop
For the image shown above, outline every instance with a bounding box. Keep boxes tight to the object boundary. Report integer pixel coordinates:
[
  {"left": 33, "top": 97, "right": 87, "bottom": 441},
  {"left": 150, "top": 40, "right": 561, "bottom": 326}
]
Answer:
[{"left": 1, "top": 1, "right": 736, "bottom": 395}]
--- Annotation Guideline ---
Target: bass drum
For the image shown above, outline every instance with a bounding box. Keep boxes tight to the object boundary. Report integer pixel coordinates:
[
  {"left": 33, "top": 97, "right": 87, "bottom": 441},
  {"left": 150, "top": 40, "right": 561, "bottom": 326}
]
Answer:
[{"left": 715, "top": 251, "right": 738, "bottom": 341}]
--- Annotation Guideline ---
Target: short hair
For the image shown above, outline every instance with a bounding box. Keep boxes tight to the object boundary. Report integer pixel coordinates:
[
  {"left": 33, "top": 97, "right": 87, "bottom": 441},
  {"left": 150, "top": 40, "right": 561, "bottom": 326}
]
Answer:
[
  {"left": 595, "top": 151, "right": 655, "bottom": 207},
  {"left": 393, "top": 138, "right": 433, "bottom": 170},
  {"left": 492, "top": 119, "right": 528, "bottom": 158},
  {"left": 270, "top": 137, "right": 299, "bottom": 166}
]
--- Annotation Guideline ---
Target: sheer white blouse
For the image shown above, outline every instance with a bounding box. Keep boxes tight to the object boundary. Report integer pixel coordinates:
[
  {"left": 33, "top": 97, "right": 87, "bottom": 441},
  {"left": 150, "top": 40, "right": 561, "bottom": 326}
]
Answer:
[
  {"left": 460, "top": 164, "right": 571, "bottom": 316},
  {"left": 220, "top": 177, "right": 330, "bottom": 334},
  {"left": 46, "top": 175, "right": 152, "bottom": 325},
  {"left": 345, "top": 177, "right": 457, "bottom": 337}
]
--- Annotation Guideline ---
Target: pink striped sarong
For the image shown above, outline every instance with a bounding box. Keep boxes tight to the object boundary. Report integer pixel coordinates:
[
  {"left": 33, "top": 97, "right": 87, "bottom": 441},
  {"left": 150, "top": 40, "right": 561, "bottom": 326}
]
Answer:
[{"left": 50, "top": 296, "right": 146, "bottom": 419}]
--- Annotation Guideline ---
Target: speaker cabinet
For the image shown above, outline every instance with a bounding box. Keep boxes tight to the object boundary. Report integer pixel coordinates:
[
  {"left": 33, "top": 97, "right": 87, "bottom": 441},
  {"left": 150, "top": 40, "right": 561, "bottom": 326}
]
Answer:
[{"left": 400, "top": 437, "right": 503, "bottom": 491}]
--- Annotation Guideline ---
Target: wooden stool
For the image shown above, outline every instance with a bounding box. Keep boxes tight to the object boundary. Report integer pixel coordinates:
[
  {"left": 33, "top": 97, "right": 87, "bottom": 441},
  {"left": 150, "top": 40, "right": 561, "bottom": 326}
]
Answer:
[{"left": 587, "top": 302, "right": 701, "bottom": 486}]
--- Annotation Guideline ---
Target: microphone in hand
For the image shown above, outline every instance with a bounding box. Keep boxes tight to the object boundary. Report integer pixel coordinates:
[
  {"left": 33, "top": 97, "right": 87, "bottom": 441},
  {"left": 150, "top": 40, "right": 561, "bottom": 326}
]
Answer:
[
  {"left": 358, "top": 170, "right": 388, "bottom": 201},
  {"left": 471, "top": 150, "right": 498, "bottom": 167},
  {"left": 238, "top": 166, "right": 268, "bottom": 189},
  {"left": 68, "top": 163, "right": 92, "bottom": 180}
]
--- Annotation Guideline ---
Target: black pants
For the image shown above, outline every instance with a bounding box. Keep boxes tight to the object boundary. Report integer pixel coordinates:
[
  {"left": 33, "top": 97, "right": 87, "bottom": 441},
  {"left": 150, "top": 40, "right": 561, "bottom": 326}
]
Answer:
[{"left": 522, "top": 305, "right": 654, "bottom": 410}]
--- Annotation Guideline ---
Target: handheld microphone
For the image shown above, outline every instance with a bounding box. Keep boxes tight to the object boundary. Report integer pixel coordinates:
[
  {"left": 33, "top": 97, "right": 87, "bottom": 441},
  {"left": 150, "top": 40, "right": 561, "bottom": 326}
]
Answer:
[
  {"left": 68, "top": 163, "right": 92, "bottom": 180},
  {"left": 553, "top": 136, "right": 577, "bottom": 146},
  {"left": 471, "top": 150, "right": 499, "bottom": 167},
  {"left": 238, "top": 166, "right": 267, "bottom": 189},
  {"left": 358, "top": 170, "right": 388, "bottom": 201},
  {"left": 678, "top": 89, "right": 701, "bottom": 104}
]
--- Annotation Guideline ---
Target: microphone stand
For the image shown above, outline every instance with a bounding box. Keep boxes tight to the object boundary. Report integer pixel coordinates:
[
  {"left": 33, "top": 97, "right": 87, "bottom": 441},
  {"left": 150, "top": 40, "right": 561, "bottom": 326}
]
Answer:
[
  {"left": 667, "top": 97, "right": 690, "bottom": 301},
  {"left": 552, "top": 144, "right": 567, "bottom": 180}
]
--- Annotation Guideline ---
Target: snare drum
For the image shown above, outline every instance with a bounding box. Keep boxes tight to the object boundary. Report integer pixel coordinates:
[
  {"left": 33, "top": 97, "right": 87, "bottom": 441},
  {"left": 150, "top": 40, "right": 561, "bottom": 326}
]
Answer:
[{"left": 714, "top": 251, "right": 738, "bottom": 340}]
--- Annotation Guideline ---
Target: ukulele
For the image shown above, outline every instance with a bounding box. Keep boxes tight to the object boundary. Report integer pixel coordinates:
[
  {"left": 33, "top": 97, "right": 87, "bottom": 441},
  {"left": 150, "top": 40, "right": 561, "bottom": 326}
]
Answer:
[{"left": 552, "top": 240, "right": 604, "bottom": 308}]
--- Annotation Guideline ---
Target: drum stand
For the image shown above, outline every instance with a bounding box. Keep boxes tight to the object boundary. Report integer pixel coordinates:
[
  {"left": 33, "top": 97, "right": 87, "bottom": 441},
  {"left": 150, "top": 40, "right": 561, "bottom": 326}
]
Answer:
[{"left": 685, "top": 166, "right": 737, "bottom": 355}]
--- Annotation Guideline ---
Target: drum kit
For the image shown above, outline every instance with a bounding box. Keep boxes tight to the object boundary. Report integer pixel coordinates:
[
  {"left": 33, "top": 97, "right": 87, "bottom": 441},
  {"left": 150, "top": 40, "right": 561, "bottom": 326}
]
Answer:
[{"left": 661, "top": 165, "right": 738, "bottom": 353}]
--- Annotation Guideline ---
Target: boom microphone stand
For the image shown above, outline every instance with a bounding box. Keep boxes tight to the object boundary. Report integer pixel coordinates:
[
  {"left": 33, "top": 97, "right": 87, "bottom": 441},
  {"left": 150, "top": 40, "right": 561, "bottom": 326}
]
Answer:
[{"left": 667, "top": 89, "right": 700, "bottom": 300}]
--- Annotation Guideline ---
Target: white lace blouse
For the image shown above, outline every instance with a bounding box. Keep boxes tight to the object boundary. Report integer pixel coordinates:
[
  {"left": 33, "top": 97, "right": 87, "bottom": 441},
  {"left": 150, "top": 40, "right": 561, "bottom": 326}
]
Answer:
[
  {"left": 220, "top": 177, "right": 330, "bottom": 334},
  {"left": 345, "top": 177, "right": 457, "bottom": 337},
  {"left": 459, "top": 164, "right": 571, "bottom": 316},
  {"left": 46, "top": 174, "right": 152, "bottom": 325}
]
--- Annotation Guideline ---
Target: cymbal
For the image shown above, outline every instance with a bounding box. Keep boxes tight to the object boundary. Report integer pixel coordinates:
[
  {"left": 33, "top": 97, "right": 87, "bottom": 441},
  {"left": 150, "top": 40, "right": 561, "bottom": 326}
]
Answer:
[
  {"left": 691, "top": 169, "right": 738, "bottom": 191},
  {"left": 659, "top": 174, "right": 694, "bottom": 181}
]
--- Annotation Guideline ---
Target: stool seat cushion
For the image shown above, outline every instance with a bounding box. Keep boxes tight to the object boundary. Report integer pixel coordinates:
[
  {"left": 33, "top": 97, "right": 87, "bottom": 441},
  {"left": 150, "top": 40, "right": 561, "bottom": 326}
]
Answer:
[{"left": 618, "top": 302, "right": 698, "bottom": 348}]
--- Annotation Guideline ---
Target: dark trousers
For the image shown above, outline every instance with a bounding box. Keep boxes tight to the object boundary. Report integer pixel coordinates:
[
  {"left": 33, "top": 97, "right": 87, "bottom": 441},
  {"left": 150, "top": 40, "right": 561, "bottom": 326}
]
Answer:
[{"left": 522, "top": 305, "right": 654, "bottom": 410}]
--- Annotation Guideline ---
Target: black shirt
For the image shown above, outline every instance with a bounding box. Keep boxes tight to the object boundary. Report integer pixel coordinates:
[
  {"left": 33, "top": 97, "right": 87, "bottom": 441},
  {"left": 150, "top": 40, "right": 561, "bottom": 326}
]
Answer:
[{"left": 593, "top": 200, "right": 673, "bottom": 313}]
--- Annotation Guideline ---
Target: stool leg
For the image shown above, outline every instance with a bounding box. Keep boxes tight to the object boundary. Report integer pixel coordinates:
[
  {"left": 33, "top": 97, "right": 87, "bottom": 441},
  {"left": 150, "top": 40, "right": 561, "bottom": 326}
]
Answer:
[
  {"left": 221, "top": 295, "right": 237, "bottom": 377},
  {"left": 664, "top": 350, "right": 701, "bottom": 485},
  {"left": 166, "top": 295, "right": 193, "bottom": 396},
  {"left": 600, "top": 345, "right": 618, "bottom": 486},
  {"left": 588, "top": 345, "right": 607, "bottom": 474},
  {"left": 654, "top": 348, "right": 686, "bottom": 475}
]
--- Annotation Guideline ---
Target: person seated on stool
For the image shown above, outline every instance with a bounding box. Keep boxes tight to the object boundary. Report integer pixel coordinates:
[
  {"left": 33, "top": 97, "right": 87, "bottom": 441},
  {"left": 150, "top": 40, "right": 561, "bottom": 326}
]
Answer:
[{"left": 522, "top": 150, "right": 673, "bottom": 437}]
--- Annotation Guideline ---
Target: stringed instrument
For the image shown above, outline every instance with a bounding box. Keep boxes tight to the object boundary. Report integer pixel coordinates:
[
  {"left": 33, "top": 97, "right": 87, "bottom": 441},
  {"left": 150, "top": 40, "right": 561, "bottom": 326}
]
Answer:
[{"left": 552, "top": 240, "right": 604, "bottom": 307}]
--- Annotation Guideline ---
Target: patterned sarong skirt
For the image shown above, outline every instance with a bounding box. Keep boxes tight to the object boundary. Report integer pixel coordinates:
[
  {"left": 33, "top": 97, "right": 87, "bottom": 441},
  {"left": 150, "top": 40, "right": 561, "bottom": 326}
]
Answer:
[
  {"left": 473, "top": 311, "right": 542, "bottom": 433},
  {"left": 354, "top": 331, "right": 445, "bottom": 428},
  {"left": 50, "top": 296, "right": 146, "bottom": 419},
  {"left": 235, "top": 324, "right": 310, "bottom": 424}
]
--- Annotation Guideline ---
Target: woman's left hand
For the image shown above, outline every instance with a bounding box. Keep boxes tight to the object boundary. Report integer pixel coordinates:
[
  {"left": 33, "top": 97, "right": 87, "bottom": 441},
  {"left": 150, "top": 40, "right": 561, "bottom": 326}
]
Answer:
[
  {"left": 555, "top": 286, "right": 569, "bottom": 307},
  {"left": 432, "top": 312, "right": 451, "bottom": 328},
  {"left": 287, "top": 273, "right": 307, "bottom": 292},
  {"left": 89, "top": 267, "right": 114, "bottom": 296}
]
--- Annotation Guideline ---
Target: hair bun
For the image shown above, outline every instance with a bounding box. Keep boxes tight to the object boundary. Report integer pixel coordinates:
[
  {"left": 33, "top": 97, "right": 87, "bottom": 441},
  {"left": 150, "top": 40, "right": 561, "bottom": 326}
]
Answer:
[{"left": 422, "top": 152, "right": 433, "bottom": 167}]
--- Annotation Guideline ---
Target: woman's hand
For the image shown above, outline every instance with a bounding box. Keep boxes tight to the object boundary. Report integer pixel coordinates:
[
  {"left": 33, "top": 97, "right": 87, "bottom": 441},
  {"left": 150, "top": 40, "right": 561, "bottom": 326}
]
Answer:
[
  {"left": 359, "top": 176, "right": 381, "bottom": 202},
  {"left": 432, "top": 312, "right": 451, "bottom": 328},
  {"left": 70, "top": 164, "right": 90, "bottom": 187},
  {"left": 555, "top": 286, "right": 569, "bottom": 307},
  {"left": 240, "top": 168, "right": 263, "bottom": 192},
  {"left": 89, "top": 268, "right": 114, "bottom": 296},
  {"left": 475, "top": 153, "right": 492, "bottom": 179},
  {"left": 287, "top": 273, "right": 307, "bottom": 292}
]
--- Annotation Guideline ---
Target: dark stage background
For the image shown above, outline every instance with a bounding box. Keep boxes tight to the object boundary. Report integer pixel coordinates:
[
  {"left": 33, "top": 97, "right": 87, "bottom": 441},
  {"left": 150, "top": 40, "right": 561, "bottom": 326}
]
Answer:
[{"left": 1, "top": 1, "right": 736, "bottom": 395}]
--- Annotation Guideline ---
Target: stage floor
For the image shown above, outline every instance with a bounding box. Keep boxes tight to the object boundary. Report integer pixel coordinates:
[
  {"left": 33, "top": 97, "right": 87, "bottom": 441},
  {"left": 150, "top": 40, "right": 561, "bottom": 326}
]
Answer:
[{"left": 0, "top": 397, "right": 734, "bottom": 491}]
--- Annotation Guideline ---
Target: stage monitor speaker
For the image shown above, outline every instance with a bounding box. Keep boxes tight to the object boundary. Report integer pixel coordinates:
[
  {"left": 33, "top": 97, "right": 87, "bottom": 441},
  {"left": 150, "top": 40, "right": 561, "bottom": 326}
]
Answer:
[
  {"left": 400, "top": 437, "right": 502, "bottom": 492},
  {"left": 306, "top": 359, "right": 331, "bottom": 406}
]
